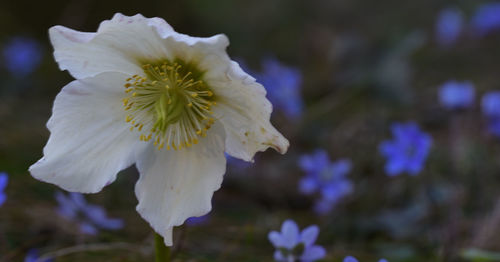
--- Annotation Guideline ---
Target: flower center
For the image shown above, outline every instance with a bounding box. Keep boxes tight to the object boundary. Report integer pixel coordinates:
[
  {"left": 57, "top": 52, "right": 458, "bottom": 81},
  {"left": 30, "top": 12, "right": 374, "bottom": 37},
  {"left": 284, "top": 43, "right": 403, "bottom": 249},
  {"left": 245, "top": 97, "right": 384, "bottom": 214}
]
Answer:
[
  {"left": 123, "top": 60, "right": 216, "bottom": 150},
  {"left": 320, "top": 168, "right": 333, "bottom": 182}
]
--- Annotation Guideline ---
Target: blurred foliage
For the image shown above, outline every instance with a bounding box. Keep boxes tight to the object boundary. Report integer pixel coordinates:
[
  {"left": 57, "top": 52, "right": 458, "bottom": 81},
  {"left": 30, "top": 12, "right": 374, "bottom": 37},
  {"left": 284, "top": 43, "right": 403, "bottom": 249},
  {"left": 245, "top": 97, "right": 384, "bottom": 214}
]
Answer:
[{"left": 1, "top": 0, "right": 500, "bottom": 261}]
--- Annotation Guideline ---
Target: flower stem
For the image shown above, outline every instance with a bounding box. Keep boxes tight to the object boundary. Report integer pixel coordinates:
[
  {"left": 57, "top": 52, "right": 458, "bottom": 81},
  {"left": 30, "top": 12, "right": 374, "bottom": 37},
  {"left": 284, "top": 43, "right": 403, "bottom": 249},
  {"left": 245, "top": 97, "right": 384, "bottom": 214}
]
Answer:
[{"left": 154, "top": 233, "right": 170, "bottom": 262}]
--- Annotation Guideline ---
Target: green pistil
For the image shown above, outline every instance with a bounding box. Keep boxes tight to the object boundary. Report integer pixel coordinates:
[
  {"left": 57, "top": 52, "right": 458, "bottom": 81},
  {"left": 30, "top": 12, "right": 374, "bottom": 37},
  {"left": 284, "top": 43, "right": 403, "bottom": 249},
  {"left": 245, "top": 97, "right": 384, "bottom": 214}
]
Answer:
[{"left": 123, "top": 59, "right": 216, "bottom": 150}]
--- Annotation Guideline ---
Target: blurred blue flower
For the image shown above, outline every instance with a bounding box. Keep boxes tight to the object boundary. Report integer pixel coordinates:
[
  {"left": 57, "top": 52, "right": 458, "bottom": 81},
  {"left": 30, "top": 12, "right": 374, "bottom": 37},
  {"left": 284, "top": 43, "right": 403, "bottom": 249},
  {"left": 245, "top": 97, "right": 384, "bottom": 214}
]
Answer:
[
  {"left": 225, "top": 153, "right": 251, "bottom": 170},
  {"left": 438, "top": 80, "right": 475, "bottom": 110},
  {"left": 2, "top": 36, "right": 42, "bottom": 77},
  {"left": 0, "top": 172, "right": 8, "bottom": 207},
  {"left": 482, "top": 91, "right": 500, "bottom": 117},
  {"left": 299, "top": 150, "right": 353, "bottom": 214},
  {"left": 343, "top": 256, "right": 388, "bottom": 262},
  {"left": 255, "top": 57, "right": 303, "bottom": 119},
  {"left": 471, "top": 3, "right": 500, "bottom": 36},
  {"left": 186, "top": 214, "right": 210, "bottom": 226},
  {"left": 55, "top": 191, "right": 124, "bottom": 235},
  {"left": 268, "top": 219, "right": 326, "bottom": 262},
  {"left": 379, "top": 122, "right": 432, "bottom": 176},
  {"left": 24, "top": 249, "right": 53, "bottom": 262},
  {"left": 435, "top": 7, "right": 464, "bottom": 46},
  {"left": 344, "top": 256, "right": 358, "bottom": 262},
  {"left": 486, "top": 120, "right": 500, "bottom": 137},
  {"left": 482, "top": 91, "right": 500, "bottom": 136}
]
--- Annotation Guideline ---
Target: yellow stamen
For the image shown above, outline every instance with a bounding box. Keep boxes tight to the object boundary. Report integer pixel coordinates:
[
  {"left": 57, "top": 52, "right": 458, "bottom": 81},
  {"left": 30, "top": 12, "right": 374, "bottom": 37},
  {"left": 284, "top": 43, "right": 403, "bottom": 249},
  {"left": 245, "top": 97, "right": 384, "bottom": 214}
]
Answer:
[{"left": 122, "top": 60, "right": 217, "bottom": 151}]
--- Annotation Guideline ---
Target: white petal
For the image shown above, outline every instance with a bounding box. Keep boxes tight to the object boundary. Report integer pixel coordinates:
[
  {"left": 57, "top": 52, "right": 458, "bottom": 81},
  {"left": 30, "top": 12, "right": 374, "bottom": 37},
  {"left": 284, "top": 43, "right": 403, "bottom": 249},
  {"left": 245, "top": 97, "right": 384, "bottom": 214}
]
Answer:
[
  {"left": 49, "top": 13, "right": 230, "bottom": 80},
  {"left": 29, "top": 72, "right": 146, "bottom": 193},
  {"left": 164, "top": 32, "right": 229, "bottom": 71},
  {"left": 49, "top": 13, "right": 174, "bottom": 79},
  {"left": 134, "top": 123, "right": 226, "bottom": 246},
  {"left": 99, "top": 13, "right": 174, "bottom": 38},
  {"left": 161, "top": 26, "right": 288, "bottom": 162},
  {"left": 209, "top": 61, "right": 289, "bottom": 161}
]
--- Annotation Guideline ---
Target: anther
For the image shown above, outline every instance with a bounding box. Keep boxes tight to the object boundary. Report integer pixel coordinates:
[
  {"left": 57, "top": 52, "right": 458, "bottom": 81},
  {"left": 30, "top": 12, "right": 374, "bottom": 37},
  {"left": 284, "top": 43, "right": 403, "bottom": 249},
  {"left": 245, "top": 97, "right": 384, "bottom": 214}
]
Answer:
[{"left": 123, "top": 60, "right": 216, "bottom": 151}]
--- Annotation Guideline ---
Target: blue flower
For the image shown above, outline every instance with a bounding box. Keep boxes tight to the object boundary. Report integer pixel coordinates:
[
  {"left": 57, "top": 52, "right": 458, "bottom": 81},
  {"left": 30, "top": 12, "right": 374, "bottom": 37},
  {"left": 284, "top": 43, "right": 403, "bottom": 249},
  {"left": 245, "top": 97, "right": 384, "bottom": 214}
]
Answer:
[
  {"left": 486, "top": 119, "right": 500, "bottom": 137},
  {"left": 299, "top": 150, "right": 353, "bottom": 213},
  {"left": 482, "top": 91, "right": 500, "bottom": 117},
  {"left": 55, "top": 191, "right": 123, "bottom": 235},
  {"left": 343, "top": 256, "right": 388, "bottom": 262},
  {"left": 438, "top": 80, "right": 475, "bottom": 110},
  {"left": 225, "top": 153, "right": 251, "bottom": 170},
  {"left": 268, "top": 219, "right": 326, "bottom": 262},
  {"left": 435, "top": 7, "right": 464, "bottom": 46},
  {"left": 471, "top": 3, "right": 500, "bottom": 36},
  {"left": 379, "top": 122, "right": 432, "bottom": 176},
  {"left": 0, "top": 172, "right": 8, "bottom": 207},
  {"left": 186, "top": 214, "right": 210, "bottom": 226},
  {"left": 2, "top": 37, "right": 42, "bottom": 77},
  {"left": 482, "top": 91, "right": 500, "bottom": 136},
  {"left": 344, "top": 256, "right": 359, "bottom": 262},
  {"left": 24, "top": 249, "right": 53, "bottom": 262},
  {"left": 255, "top": 57, "right": 303, "bottom": 119}
]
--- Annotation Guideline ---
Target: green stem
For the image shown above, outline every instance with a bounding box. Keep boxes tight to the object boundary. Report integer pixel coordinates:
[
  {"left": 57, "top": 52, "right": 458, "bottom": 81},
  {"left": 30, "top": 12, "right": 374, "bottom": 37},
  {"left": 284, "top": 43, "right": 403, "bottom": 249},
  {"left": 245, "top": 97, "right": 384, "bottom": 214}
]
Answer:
[{"left": 154, "top": 233, "right": 171, "bottom": 262}]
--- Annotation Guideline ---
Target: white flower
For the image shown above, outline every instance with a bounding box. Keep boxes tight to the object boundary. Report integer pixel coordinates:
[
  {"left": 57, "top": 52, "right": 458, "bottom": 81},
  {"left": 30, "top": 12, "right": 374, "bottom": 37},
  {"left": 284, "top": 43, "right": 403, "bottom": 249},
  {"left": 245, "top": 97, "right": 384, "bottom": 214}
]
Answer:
[{"left": 29, "top": 13, "right": 289, "bottom": 245}]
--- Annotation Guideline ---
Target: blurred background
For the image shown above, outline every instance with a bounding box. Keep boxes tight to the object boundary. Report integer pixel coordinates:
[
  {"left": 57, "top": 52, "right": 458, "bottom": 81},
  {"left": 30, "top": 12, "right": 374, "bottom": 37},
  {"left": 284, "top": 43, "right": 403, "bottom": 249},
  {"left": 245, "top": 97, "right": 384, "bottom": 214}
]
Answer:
[{"left": 1, "top": 0, "right": 500, "bottom": 261}]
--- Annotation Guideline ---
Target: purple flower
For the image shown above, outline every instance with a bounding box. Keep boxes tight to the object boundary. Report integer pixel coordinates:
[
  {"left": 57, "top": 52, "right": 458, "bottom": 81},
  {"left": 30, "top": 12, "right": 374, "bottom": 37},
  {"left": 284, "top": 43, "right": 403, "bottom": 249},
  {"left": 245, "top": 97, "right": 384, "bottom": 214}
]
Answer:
[
  {"left": 435, "top": 7, "right": 464, "bottom": 46},
  {"left": 343, "top": 256, "right": 388, "bottom": 262},
  {"left": 0, "top": 172, "right": 8, "bottom": 207},
  {"left": 55, "top": 191, "right": 123, "bottom": 235},
  {"left": 379, "top": 122, "right": 432, "bottom": 176},
  {"left": 186, "top": 214, "right": 210, "bottom": 226},
  {"left": 299, "top": 150, "right": 353, "bottom": 214},
  {"left": 24, "top": 249, "right": 53, "bottom": 262},
  {"left": 438, "top": 80, "right": 475, "bottom": 110},
  {"left": 255, "top": 57, "right": 303, "bottom": 119},
  {"left": 268, "top": 219, "right": 326, "bottom": 262},
  {"left": 344, "top": 256, "right": 359, "bottom": 262},
  {"left": 482, "top": 91, "right": 500, "bottom": 136},
  {"left": 471, "top": 3, "right": 500, "bottom": 36},
  {"left": 2, "top": 37, "right": 42, "bottom": 77},
  {"left": 487, "top": 119, "right": 500, "bottom": 137},
  {"left": 225, "top": 153, "right": 251, "bottom": 170},
  {"left": 482, "top": 92, "right": 500, "bottom": 117}
]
